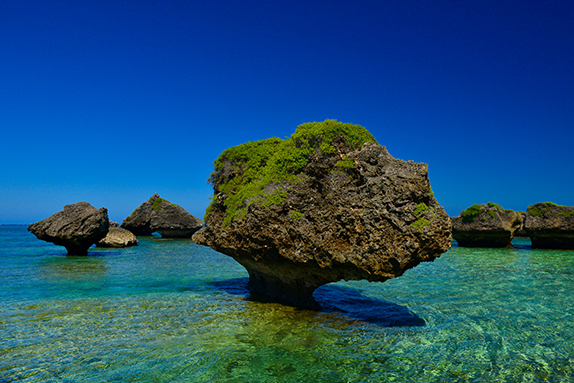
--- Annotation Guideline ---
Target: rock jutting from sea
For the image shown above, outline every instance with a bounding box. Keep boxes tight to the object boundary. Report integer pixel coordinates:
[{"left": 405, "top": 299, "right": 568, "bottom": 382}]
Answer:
[
  {"left": 121, "top": 193, "right": 203, "bottom": 238},
  {"left": 192, "top": 119, "right": 452, "bottom": 309},
  {"left": 524, "top": 202, "right": 574, "bottom": 249},
  {"left": 28, "top": 201, "right": 109, "bottom": 255},
  {"left": 451, "top": 203, "right": 523, "bottom": 248},
  {"left": 150, "top": 198, "right": 203, "bottom": 238},
  {"left": 120, "top": 193, "right": 160, "bottom": 236}
]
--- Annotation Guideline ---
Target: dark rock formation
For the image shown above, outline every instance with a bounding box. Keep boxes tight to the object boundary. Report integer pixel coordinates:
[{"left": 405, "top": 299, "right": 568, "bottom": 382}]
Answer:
[
  {"left": 121, "top": 193, "right": 202, "bottom": 238},
  {"left": 109, "top": 221, "right": 119, "bottom": 228},
  {"left": 515, "top": 226, "right": 529, "bottom": 238},
  {"left": 120, "top": 193, "right": 160, "bottom": 235},
  {"left": 28, "top": 202, "right": 109, "bottom": 255},
  {"left": 524, "top": 202, "right": 574, "bottom": 249},
  {"left": 96, "top": 227, "right": 138, "bottom": 248},
  {"left": 193, "top": 120, "right": 452, "bottom": 308},
  {"left": 150, "top": 199, "right": 203, "bottom": 238},
  {"left": 451, "top": 203, "right": 523, "bottom": 247}
]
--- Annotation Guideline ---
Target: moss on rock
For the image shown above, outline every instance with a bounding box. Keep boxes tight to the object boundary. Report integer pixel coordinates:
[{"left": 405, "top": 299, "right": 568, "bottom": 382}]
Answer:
[{"left": 207, "top": 120, "right": 378, "bottom": 226}]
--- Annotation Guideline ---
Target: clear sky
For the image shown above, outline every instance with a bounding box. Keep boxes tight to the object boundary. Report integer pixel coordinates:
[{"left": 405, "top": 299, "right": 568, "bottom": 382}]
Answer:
[{"left": 1, "top": 0, "right": 573, "bottom": 224}]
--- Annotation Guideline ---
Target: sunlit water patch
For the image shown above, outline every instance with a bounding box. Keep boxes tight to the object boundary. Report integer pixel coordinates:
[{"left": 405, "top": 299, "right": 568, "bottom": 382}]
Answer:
[{"left": 1, "top": 227, "right": 573, "bottom": 382}]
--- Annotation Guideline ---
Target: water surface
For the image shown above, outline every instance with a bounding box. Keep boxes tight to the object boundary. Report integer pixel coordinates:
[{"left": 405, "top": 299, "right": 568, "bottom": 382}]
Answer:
[{"left": 1, "top": 227, "right": 573, "bottom": 382}]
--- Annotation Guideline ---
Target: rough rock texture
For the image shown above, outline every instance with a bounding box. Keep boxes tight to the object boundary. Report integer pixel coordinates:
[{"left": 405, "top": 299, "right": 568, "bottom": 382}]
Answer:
[
  {"left": 452, "top": 203, "right": 523, "bottom": 247},
  {"left": 109, "top": 221, "right": 119, "bottom": 228},
  {"left": 150, "top": 199, "right": 203, "bottom": 238},
  {"left": 28, "top": 202, "right": 109, "bottom": 255},
  {"left": 96, "top": 227, "right": 138, "bottom": 248},
  {"left": 120, "top": 193, "right": 160, "bottom": 235},
  {"left": 524, "top": 202, "right": 574, "bottom": 249},
  {"left": 121, "top": 193, "right": 202, "bottom": 238},
  {"left": 193, "top": 121, "right": 452, "bottom": 308}
]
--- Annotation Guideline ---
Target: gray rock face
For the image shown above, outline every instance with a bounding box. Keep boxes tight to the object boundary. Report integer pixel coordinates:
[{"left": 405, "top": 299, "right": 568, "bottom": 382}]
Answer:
[
  {"left": 524, "top": 202, "right": 574, "bottom": 249},
  {"left": 150, "top": 200, "right": 203, "bottom": 238},
  {"left": 120, "top": 193, "right": 160, "bottom": 236},
  {"left": 28, "top": 202, "right": 109, "bottom": 255},
  {"left": 193, "top": 122, "right": 452, "bottom": 308},
  {"left": 96, "top": 227, "right": 138, "bottom": 248},
  {"left": 452, "top": 203, "right": 523, "bottom": 247}
]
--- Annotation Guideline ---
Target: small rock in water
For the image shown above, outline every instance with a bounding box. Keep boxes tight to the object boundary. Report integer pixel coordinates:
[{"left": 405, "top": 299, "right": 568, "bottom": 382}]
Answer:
[{"left": 96, "top": 227, "right": 138, "bottom": 248}]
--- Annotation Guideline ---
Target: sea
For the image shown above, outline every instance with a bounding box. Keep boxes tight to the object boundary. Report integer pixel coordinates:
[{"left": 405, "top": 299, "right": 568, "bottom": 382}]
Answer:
[{"left": 1, "top": 225, "right": 573, "bottom": 382}]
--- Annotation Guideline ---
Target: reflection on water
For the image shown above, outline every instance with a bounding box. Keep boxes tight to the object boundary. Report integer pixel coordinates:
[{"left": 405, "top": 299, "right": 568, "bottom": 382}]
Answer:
[{"left": 1, "top": 227, "right": 574, "bottom": 382}]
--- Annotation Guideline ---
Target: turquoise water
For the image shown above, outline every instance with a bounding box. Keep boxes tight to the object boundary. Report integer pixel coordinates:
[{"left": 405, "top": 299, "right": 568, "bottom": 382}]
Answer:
[{"left": 1, "top": 226, "right": 573, "bottom": 382}]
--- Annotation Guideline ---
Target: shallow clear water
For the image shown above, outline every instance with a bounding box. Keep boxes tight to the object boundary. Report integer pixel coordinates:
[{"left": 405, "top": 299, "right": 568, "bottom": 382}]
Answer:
[{"left": 1, "top": 227, "right": 573, "bottom": 382}]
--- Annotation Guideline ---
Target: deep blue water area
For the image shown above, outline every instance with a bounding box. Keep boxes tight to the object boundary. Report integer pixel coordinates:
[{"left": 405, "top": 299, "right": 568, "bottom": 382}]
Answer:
[{"left": 1, "top": 226, "right": 573, "bottom": 382}]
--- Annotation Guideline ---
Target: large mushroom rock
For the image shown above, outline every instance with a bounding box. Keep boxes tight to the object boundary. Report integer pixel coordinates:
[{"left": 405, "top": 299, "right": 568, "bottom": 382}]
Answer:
[
  {"left": 524, "top": 202, "right": 574, "bottom": 249},
  {"left": 120, "top": 193, "right": 160, "bottom": 235},
  {"left": 451, "top": 203, "right": 523, "bottom": 248},
  {"left": 95, "top": 227, "right": 138, "bottom": 248},
  {"left": 28, "top": 202, "right": 109, "bottom": 255},
  {"left": 192, "top": 120, "right": 452, "bottom": 309},
  {"left": 149, "top": 198, "right": 203, "bottom": 238}
]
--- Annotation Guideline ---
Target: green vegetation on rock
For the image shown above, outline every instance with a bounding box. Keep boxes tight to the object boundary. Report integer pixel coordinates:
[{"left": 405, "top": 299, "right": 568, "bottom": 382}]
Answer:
[
  {"left": 151, "top": 198, "right": 167, "bottom": 211},
  {"left": 414, "top": 203, "right": 430, "bottom": 216},
  {"left": 461, "top": 204, "right": 483, "bottom": 223},
  {"left": 289, "top": 210, "right": 304, "bottom": 221},
  {"left": 208, "top": 120, "right": 378, "bottom": 226},
  {"left": 528, "top": 202, "right": 559, "bottom": 217},
  {"left": 411, "top": 217, "right": 430, "bottom": 232},
  {"left": 335, "top": 156, "right": 356, "bottom": 169},
  {"left": 151, "top": 197, "right": 178, "bottom": 211},
  {"left": 410, "top": 202, "right": 436, "bottom": 232},
  {"left": 460, "top": 202, "right": 519, "bottom": 223}
]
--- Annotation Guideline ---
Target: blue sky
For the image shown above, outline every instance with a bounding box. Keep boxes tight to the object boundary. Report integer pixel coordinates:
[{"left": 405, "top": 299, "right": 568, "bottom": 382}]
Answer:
[{"left": 1, "top": 0, "right": 573, "bottom": 224}]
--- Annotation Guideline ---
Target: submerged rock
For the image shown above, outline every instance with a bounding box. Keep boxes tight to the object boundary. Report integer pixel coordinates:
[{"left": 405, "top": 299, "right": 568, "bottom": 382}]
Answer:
[
  {"left": 524, "top": 202, "right": 574, "bottom": 249},
  {"left": 96, "top": 227, "right": 138, "bottom": 248},
  {"left": 452, "top": 203, "right": 523, "bottom": 247},
  {"left": 120, "top": 193, "right": 160, "bottom": 236},
  {"left": 193, "top": 120, "right": 452, "bottom": 308},
  {"left": 28, "top": 202, "right": 109, "bottom": 255},
  {"left": 150, "top": 198, "right": 203, "bottom": 238}
]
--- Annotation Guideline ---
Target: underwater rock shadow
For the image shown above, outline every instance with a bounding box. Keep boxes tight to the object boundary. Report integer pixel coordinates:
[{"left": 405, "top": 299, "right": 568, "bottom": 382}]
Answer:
[{"left": 210, "top": 278, "right": 425, "bottom": 327}]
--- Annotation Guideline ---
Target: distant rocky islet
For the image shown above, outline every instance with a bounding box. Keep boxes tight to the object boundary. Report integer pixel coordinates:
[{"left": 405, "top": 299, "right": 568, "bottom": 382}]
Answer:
[
  {"left": 27, "top": 194, "right": 203, "bottom": 255},
  {"left": 452, "top": 202, "right": 574, "bottom": 249}
]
